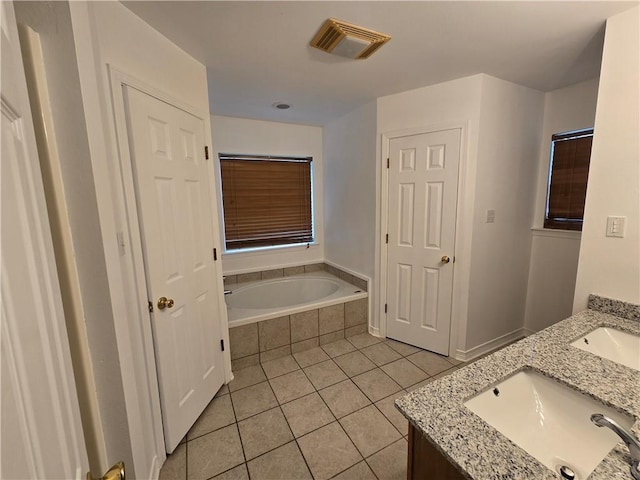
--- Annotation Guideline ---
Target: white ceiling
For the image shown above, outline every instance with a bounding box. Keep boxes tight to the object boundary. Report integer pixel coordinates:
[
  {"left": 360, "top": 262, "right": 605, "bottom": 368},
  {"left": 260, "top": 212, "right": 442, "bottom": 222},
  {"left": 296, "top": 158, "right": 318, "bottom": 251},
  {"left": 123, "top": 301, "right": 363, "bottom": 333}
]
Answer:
[{"left": 122, "top": 1, "right": 638, "bottom": 126}]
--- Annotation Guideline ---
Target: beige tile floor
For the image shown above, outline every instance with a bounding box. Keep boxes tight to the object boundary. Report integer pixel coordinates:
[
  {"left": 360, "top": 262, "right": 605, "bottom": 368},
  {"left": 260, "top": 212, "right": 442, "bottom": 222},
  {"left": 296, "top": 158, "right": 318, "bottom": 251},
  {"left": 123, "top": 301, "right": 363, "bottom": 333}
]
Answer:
[{"left": 159, "top": 333, "right": 465, "bottom": 480}]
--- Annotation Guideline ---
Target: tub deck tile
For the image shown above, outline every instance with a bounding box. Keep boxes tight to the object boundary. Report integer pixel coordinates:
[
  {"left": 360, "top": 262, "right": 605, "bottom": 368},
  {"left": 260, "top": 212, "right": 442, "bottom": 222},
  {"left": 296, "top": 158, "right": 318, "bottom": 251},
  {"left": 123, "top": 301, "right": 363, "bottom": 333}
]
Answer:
[
  {"left": 259, "top": 345, "right": 291, "bottom": 363},
  {"left": 290, "top": 309, "right": 319, "bottom": 343},
  {"left": 319, "top": 304, "right": 345, "bottom": 335},
  {"left": 229, "top": 323, "right": 259, "bottom": 360},
  {"left": 258, "top": 316, "right": 291, "bottom": 352},
  {"left": 319, "top": 330, "right": 345, "bottom": 346},
  {"left": 291, "top": 338, "right": 320, "bottom": 355}
]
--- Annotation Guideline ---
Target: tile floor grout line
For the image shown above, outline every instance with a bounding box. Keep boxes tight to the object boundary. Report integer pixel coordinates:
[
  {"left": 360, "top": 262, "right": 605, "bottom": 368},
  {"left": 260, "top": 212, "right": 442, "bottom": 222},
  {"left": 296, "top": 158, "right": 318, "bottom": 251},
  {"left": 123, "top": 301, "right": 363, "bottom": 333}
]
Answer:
[
  {"left": 292, "top": 354, "right": 346, "bottom": 478},
  {"left": 184, "top": 396, "right": 236, "bottom": 443},
  {"left": 370, "top": 394, "right": 408, "bottom": 438},
  {"left": 292, "top": 436, "right": 316, "bottom": 480},
  {"left": 226, "top": 389, "right": 250, "bottom": 473},
  {"left": 167, "top": 334, "right": 466, "bottom": 479},
  {"left": 239, "top": 404, "right": 302, "bottom": 476},
  {"left": 326, "top": 460, "right": 370, "bottom": 480},
  {"left": 362, "top": 456, "right": 383, "bottom": 480},
  {"left": 296, "top": 347, "right": 404, "bottom": 476},
  {"left": 333, "top": 412, "right": 366, "bottom": 474},
  {"left": 334, "top": 398, "right": 405, "bottom": 461},
  {"left": 242, "top": 363, "right": 328, "bottom": 479}
]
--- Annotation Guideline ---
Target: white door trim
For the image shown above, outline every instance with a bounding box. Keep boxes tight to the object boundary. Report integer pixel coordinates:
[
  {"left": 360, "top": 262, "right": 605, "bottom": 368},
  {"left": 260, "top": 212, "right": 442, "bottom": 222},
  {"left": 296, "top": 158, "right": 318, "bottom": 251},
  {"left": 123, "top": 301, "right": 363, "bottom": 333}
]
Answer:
[
  {"left": 17, "top": 22, "right": 106, "bottom": 470},
  {"left": 108, "top": 66, "right": 232, "bottom": 383},
  {"left": 107, "top": 65, "right": 232, "bottom": 454},
  {"left": 1, "top": 1, "right": 88, "bottom": 476},
  {"left": 378, "top": 122, "right": 470, "bottom": 357},
  {"left": 66, "top": 4, "right": 232, "bottom": 473}
]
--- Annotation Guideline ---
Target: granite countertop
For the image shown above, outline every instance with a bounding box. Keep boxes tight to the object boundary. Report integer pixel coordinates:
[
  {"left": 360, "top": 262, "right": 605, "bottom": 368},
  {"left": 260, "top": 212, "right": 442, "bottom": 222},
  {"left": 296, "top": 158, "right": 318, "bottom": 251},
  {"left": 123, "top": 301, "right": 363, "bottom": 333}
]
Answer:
[{"left": 396, "top": 295, "right": 640, "bottom": 479}]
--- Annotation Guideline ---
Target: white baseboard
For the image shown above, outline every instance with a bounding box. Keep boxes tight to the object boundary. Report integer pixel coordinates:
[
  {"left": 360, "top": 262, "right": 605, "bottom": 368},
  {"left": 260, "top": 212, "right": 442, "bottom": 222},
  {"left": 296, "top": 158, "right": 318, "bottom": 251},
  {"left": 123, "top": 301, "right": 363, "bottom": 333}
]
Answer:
[
  {"left": 522, "top": 327, "right": 536, "bottom": 337},
  {"left": 455, "top": 328, "right": 526, "bottom": 362},
  {"left": 369, "top": 325, "right": 382, "bottom": 338}
]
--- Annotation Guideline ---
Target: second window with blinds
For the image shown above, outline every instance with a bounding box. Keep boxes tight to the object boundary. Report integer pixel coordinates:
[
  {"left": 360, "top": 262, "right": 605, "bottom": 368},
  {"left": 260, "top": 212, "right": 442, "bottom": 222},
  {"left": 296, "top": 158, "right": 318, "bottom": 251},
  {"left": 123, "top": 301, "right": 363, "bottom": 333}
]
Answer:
[
  {"left": 545, "top": 129, "right": 593, "bottom": 231},
  {"left": 219, "top": 153, "right": 314, "bottom": 251}
]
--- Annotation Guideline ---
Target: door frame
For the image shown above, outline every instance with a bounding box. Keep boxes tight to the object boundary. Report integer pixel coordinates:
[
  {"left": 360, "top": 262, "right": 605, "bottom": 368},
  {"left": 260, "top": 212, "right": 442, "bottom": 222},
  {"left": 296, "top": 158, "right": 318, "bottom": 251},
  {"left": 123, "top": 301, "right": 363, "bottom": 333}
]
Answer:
[
  {"left": 378, "top": 122, "right": 470, "bottom": 357},
  {"left": 2, "top": 1, "right": 89, "bottom": 476},
  {"left": 106, "top": 66, "right": 233, "bottom": 461}
]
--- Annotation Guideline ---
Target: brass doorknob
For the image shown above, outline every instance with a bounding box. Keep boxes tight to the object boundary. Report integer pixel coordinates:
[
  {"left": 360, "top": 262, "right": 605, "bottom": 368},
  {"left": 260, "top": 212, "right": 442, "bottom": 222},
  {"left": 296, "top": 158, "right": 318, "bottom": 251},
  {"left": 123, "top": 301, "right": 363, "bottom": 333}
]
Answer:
[
  {"left": 87, "top": 461, "right": 125, "bottom": 480},
  {"left": 157, "top": 297, "right": 175, "bottom": 310},
  {"left": 441, "top": 255, "right": 451, "bottom": 264}
]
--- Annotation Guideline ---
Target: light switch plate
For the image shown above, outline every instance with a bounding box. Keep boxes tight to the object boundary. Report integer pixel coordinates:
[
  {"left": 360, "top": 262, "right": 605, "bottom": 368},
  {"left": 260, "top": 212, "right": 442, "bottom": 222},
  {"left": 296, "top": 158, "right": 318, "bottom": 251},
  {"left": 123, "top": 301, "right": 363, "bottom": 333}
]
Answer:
[
  {"left": 606, "top": 216, "right": 626, "bottom": 238},
  {"left": 486, "top": 209, "right": 495, "bottom": 223}
]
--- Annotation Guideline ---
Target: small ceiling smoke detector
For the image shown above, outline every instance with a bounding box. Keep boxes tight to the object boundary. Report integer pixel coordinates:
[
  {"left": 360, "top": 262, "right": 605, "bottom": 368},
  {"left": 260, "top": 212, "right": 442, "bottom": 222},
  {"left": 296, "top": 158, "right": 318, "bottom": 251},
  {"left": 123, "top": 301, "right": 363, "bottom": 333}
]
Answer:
[{"left": 310, "top": 18, "right": 391, "bottom": 60}]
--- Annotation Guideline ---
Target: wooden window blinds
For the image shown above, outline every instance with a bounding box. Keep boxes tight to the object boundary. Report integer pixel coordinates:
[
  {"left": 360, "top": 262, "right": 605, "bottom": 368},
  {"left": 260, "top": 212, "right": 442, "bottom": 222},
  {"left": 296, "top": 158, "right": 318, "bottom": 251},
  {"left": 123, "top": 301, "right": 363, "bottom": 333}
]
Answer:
[
  {"left": 219, "top": 154, "right": 313, "bottom": 250},
  {"left": 544, "top": 129, "right": 593, "bottom": 231}
]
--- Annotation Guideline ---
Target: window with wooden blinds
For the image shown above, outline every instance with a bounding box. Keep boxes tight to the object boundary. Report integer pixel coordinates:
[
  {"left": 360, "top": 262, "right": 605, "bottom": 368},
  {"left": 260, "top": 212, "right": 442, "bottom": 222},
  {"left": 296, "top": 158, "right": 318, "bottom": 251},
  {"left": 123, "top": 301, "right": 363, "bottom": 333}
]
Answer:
[
  {"left": 544, "top": 129, "right": 593, "bottom": 231},
  {"left": 219, "top": 154, "right": 313, "bottom": 250}
]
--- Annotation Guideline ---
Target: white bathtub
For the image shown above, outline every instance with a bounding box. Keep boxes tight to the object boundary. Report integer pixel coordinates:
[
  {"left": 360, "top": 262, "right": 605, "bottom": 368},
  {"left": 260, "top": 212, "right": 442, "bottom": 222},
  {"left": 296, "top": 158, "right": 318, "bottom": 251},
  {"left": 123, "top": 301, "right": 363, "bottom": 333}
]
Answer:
[{"left": 225, "top": 271, "right": 368, "bottom": 327}]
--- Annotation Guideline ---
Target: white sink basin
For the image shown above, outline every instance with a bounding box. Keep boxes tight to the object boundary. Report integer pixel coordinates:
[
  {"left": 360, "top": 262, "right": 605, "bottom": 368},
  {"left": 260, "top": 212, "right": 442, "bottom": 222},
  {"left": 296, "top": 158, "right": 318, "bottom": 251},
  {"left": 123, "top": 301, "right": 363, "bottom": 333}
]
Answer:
[
  {"left": 464, "top": 370, "right": 635, "bottom": 479},
  {"left": 571, "top": 327, "right": 640, "bottom": 371}
]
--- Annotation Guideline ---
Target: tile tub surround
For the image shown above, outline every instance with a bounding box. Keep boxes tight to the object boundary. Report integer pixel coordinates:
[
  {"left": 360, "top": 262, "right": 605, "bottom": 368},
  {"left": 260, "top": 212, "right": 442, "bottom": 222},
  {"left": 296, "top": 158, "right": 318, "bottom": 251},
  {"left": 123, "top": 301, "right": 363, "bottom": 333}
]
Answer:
[
  {"left": 230, "top": 298, "right": 369, "bottom": 369},
  {"left": 396, "top": 307, "right": 640, "bottom": 479},
  {"left": 159, "top": 334, "right": 464, "bottom": 480},
  {"left": 224, "top": 262, "right": 369, "bottom": 292}
]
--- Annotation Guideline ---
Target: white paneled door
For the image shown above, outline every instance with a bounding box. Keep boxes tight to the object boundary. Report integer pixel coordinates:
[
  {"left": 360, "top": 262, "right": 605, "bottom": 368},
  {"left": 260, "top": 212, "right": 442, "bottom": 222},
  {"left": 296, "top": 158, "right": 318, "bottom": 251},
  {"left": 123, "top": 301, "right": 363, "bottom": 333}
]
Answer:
[
  {"left": 1, "top": 1, "right": 88, "bottom": 478},
  {"left": 386, "top": 129, "right": 461, "bottom": 355},
  {"left": 123, "top": 87, "right": 225, "bottom": 453}
]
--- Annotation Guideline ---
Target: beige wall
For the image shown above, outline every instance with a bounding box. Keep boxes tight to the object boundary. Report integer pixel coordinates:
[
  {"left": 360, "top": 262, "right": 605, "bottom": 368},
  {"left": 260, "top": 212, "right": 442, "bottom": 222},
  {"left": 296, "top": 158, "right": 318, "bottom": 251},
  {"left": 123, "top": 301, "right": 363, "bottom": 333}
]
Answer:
[
  {"left": 323, "top": 102, "right": 377, "bottom": 336},
  {"left": 524, "top": 79, "right": 599, "bottom": 333},
  {"left": 323, "top": 102, "right": 377, "bottom": 279},
  {"left": 376, "top": 74, "right": 545, "bottom": 358},
  {"left": 211, "top": 115, "right": 324, "bottom": 273},
  {"left": 574, "top": 7, "right": 640, "bottom": 310},
  {"left": 376, "top": 75, "right": 483, "bottom": 344},
  {"left": 66, "top": 1, "right": 217, "bottom": 477},
  {"left": 464, "top": 76, "right": 544, "bottom": 351}
]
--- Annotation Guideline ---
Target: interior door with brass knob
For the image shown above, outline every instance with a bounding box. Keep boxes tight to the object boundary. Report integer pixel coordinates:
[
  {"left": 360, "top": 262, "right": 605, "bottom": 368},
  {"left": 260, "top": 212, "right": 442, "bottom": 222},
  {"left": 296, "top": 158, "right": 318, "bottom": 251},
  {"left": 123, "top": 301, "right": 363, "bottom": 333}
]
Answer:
[
  {"left": 386, "top": 128, "right": 461, "bottom": 355},
  {"left": 124, "top": 87, "right": 225, "bottom": 453}
]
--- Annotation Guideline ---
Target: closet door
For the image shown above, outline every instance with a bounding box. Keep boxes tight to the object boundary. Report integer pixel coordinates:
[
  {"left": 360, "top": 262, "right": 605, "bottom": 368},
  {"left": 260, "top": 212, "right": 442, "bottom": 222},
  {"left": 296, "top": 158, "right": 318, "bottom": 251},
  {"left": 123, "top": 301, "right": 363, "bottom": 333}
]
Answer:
[
  {"left": 123, "top": 86, "right": 225, "bottom": 453},
  {"left": 386, "top": 129, "right": 461, "bottom": 355}
]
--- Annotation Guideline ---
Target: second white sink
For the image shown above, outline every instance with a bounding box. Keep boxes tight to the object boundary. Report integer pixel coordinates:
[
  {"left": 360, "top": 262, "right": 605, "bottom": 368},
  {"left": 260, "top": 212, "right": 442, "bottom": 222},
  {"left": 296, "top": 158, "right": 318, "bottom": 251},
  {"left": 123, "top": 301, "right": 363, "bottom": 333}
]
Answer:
[
  {"left": 571, "top": 327, "right": 640, "bottom": 371},
  {"left": 464, "top": 369, "right": 635, "bottom": 480}
]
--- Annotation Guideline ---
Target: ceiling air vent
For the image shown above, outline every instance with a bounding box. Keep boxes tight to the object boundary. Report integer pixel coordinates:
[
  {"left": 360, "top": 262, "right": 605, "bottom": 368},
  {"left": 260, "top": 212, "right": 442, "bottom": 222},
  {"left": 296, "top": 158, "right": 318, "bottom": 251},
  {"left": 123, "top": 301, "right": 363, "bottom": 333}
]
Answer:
[{"left": 310, "top": 18, "right": 391, "bottom": 59}]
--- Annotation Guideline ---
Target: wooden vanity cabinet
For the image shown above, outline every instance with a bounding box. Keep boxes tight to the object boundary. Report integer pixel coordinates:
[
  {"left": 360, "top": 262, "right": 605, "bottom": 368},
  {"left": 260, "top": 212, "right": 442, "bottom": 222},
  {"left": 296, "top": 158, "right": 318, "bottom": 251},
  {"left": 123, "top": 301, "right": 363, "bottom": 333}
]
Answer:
[{"left": 407, "top": 424, "right": 466, "bottom": 480}]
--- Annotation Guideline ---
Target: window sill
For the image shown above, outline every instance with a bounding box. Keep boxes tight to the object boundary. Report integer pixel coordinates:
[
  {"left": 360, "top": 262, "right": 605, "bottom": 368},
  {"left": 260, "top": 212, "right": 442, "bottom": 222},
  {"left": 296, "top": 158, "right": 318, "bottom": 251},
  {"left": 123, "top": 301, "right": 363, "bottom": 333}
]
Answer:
[
  {"left": 222, "top": 242, "right": 320, "bottom": 257},
  {"left": 530, "top": 227, "right": 582, "bottom": 240}
]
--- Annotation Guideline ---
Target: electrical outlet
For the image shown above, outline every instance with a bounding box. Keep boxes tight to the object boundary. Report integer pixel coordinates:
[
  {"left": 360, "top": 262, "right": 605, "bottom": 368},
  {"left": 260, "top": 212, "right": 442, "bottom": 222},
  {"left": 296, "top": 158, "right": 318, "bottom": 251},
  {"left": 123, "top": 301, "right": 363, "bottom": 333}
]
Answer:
[
  {"left": 606, "top": 216, "right": 626, "bottom": 238},
  {"left": 486, "top": 209, "right": 496, "bottom": 223}
]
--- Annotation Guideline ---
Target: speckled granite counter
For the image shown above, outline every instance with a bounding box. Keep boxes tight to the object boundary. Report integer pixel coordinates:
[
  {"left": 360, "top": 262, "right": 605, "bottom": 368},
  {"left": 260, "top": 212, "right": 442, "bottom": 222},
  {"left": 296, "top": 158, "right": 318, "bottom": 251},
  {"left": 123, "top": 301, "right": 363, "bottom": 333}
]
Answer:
[{"left": 396, "top": 296, "right": 640, "bottom": 479}]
